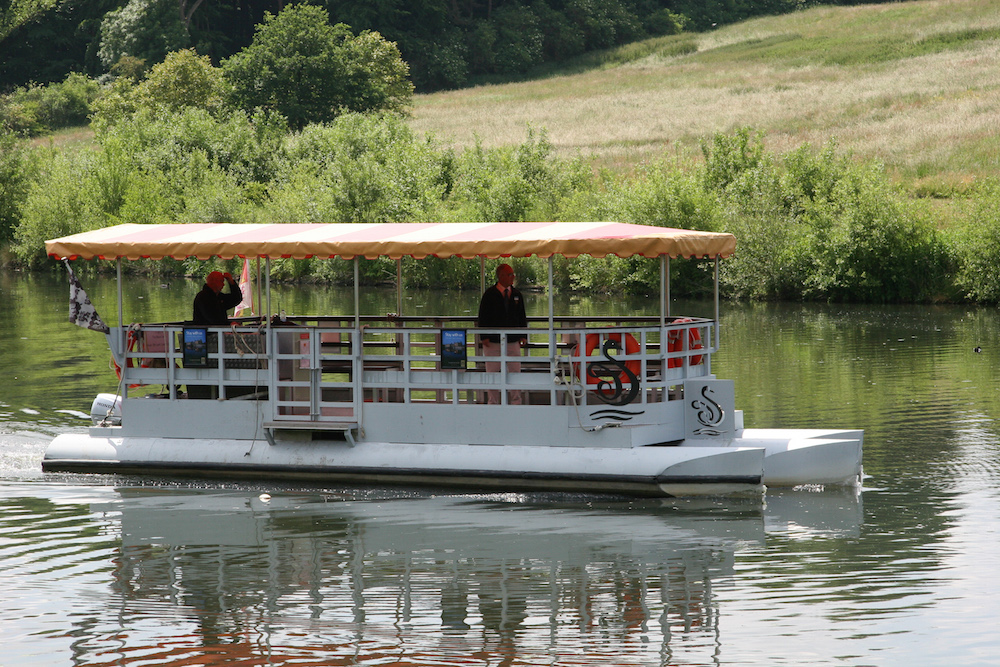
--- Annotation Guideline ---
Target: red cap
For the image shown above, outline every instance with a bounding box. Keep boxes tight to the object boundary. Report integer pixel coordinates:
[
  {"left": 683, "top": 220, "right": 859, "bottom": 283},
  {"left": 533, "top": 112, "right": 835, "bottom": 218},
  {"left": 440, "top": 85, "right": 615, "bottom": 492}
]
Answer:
[{"left": 206, "top": 271, "right": 225, "bottom": 291}]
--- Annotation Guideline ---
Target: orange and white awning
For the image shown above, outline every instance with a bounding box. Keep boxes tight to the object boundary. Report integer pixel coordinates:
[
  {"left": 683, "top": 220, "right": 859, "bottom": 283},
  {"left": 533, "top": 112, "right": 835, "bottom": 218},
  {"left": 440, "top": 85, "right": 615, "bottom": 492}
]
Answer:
[{"left": 46, "top": 222, "right": 736, "bottom": 261}]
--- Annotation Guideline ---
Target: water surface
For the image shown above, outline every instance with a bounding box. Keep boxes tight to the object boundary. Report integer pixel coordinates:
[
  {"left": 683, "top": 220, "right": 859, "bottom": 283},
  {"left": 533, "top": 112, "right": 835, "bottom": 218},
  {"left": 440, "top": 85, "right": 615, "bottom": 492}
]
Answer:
[{"left": 2, "top": 272, "right": 999, "bottom": 666}]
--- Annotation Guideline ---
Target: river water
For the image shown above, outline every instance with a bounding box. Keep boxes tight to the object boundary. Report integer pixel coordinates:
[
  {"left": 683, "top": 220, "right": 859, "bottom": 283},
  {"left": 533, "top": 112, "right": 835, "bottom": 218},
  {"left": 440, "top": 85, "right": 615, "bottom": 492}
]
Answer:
[{"left": 2, "top": 271, "right": 999, "bottom": 667}]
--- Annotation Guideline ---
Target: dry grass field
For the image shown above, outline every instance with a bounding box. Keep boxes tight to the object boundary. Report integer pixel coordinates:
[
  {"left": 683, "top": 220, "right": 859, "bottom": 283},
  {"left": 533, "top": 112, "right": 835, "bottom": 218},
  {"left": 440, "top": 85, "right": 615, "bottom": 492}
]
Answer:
[{"left": 409, "top": 0, "right": 1000, "bottom": 197}]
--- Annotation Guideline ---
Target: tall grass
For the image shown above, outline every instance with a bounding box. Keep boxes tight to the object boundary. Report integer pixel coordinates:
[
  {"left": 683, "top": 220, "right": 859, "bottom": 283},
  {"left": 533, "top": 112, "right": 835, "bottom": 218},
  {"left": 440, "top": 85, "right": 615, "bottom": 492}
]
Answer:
[{"left": 410, "top": 0, "right": 1000, "bottom": 200}]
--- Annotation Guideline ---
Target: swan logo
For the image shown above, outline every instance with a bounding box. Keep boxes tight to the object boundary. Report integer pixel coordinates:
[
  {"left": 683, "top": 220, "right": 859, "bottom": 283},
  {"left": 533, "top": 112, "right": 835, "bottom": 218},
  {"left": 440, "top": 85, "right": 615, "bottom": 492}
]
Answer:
[
  {"left": 684, "top": 379, "right": 735, "bottom": 439},
  {"left": 691, "top": 385, "right": 725, "bottom": 436}
]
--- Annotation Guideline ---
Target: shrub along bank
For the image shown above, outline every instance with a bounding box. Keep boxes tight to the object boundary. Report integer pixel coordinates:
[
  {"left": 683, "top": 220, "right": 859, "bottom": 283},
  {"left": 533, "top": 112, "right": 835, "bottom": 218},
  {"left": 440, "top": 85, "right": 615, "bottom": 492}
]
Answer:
[{"left": 3, "top": 113, "right": 990, "bottom": 303}]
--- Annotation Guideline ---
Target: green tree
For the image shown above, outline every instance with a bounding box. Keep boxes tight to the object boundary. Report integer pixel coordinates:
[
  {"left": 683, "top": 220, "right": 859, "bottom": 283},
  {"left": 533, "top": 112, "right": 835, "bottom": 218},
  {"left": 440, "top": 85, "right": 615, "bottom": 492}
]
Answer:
[
  {"left": 97, "top": 0, "right": 189, "bottom": 72},
  {"left": 0, "top": 0, "right": 57, "bottom": 43},
  {"left": 221, "top": 4, "right": 413, "bottom": 130}
]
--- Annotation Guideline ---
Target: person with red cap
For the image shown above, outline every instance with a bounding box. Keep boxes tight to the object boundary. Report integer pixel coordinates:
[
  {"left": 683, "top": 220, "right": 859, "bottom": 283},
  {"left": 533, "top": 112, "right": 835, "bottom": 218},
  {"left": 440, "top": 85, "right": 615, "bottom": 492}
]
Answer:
[
  {"left": 477, "top": 263, "right": 528, "bottom": 404},
  {"left": 192, "top": 270, "right": 243, "bottom": 325}
]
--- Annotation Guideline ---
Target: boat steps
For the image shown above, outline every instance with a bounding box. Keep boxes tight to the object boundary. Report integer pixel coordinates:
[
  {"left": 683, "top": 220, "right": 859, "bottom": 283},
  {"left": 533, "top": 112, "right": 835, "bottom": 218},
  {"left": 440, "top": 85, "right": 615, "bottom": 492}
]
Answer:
[{"left": 263, "top": 420, "right": 358, "bottom": 446}]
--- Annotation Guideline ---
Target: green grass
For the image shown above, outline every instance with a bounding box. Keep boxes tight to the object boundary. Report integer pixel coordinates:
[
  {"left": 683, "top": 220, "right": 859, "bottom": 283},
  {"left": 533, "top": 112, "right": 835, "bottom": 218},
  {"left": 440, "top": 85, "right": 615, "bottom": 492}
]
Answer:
[
  {"left": 409, "top": 0, "right": 1000, "bottom": 211},
  {"left": 28, "top": 125, "right": 95, "bottom": 151}
]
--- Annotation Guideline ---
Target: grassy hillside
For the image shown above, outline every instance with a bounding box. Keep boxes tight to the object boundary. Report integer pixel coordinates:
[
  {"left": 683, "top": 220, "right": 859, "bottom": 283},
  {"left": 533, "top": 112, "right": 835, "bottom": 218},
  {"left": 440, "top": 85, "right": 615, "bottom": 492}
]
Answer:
[{"left": 410, "top": 0, "right": 1000, "bottom": 207}]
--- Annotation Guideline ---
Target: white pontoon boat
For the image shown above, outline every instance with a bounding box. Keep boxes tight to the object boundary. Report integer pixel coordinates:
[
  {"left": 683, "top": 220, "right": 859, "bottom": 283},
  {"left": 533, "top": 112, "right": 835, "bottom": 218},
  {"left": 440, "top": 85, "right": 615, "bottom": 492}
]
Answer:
[{"left": 42, "top": 222, "right": 863, "bottom": 497}]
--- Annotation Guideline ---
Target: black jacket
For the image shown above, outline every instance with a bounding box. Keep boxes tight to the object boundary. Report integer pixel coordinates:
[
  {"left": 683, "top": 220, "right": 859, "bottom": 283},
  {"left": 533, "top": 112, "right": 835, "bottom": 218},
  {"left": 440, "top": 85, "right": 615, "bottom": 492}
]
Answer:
[
  {"left": 477, "top": 285, "right": 527, "bottom": 343},
  {"left": 192, "top": 280, "right": 242, "bottom": 325}
]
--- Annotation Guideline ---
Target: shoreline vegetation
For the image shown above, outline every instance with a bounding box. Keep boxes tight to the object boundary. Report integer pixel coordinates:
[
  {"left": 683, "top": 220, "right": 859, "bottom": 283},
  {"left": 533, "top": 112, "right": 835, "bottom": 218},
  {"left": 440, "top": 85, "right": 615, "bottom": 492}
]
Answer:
[{"left": 4, "top": 0, "right": 1000, "bottom": 303}]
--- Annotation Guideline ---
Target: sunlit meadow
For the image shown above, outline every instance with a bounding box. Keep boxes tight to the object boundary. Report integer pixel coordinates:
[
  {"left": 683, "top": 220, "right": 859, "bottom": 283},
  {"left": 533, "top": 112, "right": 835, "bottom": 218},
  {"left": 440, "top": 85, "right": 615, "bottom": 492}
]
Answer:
[{"left": 410, "top": 0, "right": 1000, "bottom": 196}]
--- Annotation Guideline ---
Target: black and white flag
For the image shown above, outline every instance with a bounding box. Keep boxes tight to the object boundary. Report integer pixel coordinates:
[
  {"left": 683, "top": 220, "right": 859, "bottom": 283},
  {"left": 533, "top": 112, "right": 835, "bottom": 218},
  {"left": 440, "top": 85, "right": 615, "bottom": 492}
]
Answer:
[{"left": 65, "top": 260, "right": 110, "bottom": 334}]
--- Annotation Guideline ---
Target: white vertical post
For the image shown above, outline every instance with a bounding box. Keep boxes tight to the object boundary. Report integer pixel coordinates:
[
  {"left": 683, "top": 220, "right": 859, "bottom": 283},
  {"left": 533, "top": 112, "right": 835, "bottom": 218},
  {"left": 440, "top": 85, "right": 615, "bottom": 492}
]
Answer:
[
  {"left": 660, "top": 256, "right": 667, "bottom": 327},
  {"left": 665, "top": 256, "right": 670, "bottom": 318},
  {"left": 354, "top": 256, "right": 363, "bottom": 429},
  {"left": 255, "top": 257, "right": 261, "bottom": 317},
  {"left": 547, "top": 256, "right": 554, "bottom": 338},
  {"left": 116, "top": 258, "right": 123, "bottom": 328},
  {"left": 354, "top": 257, "right": 360, "bottom": 330},
  {"left": 396, "top": 258, "right": 403, "bottom": 316},
  {"left": 714, "top": 256, "right": 721, "bottom": 350},
  {"left": 265, "top": 258, "right": 271, "bottom": 317},
  {"left": 548, "top": 256, "right": 557, "bottom": 406},
  {"left": 660, "top": 256, "right": 668, "bottom": 374},
  {"left": 116, "top": 258, "right": 125, "bottom": 379}
]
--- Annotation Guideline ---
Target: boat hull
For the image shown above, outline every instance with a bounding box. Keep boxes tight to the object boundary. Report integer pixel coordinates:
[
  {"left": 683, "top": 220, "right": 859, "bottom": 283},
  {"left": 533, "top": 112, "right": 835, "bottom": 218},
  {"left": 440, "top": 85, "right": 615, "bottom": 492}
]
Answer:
[
  {"left": 737, "top": 428, "right": 863, "bottom": 486},
  {"left": 680, "top": 425, "right": 863, "bottom": 487},
  {"left": 42, "top": 432, "right": 765, "bottom": 498}
]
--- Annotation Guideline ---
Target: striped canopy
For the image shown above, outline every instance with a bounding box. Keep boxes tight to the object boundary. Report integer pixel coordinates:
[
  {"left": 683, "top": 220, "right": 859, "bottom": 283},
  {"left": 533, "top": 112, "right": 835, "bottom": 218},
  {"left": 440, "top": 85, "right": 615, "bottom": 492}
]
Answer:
[{"left": 46, "top": 222, "right": 736, "bottom": 261}]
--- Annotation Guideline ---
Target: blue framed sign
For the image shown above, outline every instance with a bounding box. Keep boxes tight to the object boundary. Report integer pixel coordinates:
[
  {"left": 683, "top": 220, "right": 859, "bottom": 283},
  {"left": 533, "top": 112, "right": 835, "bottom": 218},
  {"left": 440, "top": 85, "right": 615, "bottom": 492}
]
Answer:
[
  {"left": 440, "top": 329, "right": 467, "bottom": 370},
  {"left": 183, "top": 327, "right": 209, "bottom": 367}
]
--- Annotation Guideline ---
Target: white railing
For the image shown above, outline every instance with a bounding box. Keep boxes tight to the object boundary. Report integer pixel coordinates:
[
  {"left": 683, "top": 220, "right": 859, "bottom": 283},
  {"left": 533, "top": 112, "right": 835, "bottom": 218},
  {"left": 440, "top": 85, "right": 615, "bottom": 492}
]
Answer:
[{"left": 113, "top": 317, "right": 715, "bottom": 424}]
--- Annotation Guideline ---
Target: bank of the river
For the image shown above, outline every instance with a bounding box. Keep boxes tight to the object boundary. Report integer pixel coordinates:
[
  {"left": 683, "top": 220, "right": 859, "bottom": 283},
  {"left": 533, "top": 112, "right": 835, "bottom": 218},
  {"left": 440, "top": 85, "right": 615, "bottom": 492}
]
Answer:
[{"left": 8, "top": 3, "right": 1000, "bottom": 302}]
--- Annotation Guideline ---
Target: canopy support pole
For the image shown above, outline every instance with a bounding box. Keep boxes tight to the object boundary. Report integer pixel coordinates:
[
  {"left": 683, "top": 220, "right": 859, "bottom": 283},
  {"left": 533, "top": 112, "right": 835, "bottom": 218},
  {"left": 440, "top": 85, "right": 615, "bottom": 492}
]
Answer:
[
  {"left": 547, "top": 256, "right": 555, "bottom": 357},
  {"left": 353, "top": 256, "right": 364, "bottom": 435},
  {"left": 354, "top": 257, "right": 360, "bottom": 330},
  {"left": 396, "top": 259, "right": 402, "bottom": 316},
  {"left": 116, "top": 258, "right": 123, "bottom": 328},
  {"left": 660, "top": 256, "right": 667, "bottom": 327},
  {"left": 666, "top": 257, "right": 671, "bottom": 317},
  {"left": 479, "top": 257, "right": 486, "bottom": 295},
  {"left": 714, "top": 256, "right": 721, "bottom": 349},
  {"left": 255, "top": 257, "right": 262, "bottom": 318},
  {"left": 265, "top": 258, "right": 271, "bottom": 319}
]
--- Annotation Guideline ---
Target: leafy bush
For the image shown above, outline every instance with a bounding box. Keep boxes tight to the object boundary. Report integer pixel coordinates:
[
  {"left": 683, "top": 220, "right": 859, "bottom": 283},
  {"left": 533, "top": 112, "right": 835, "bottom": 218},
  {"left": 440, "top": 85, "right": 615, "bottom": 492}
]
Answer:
[
  {"left": 395, "top": 256, "right": 481, "bottom": 290},
  {"left": 562, "top": 163, "right": 721, "bottom": 296},
  {"left": 644, "top": 9, "right": 688, "bottom": 36},
  {"left": 2, "top": 112, "right": 959, "bottom": 304},
  {"left": 0, "top": 73, "right": 100, "bottom": 136},
  {"left": 0, "top": 130, "right": 33, "bottom": 242},
  {"left": 703, "top": 132, "right": 811, "bottom": 299},
  {"left": 568, "top": 0, "right": 644, "bottom": 51},
  {"left": 405, "top": 30, "right": 470, "bottom": 90},
  {"left": 802, "top": 164, "right": 947, "bottom": 302},
  {"left": 718, "top": 194, "right": 811, "bottom": 300},
  {"left": 91, "top": 50, "right": 230, "bottom": 130},
  {"left": 704, "top": 130, "right": 949, "bottom": 302},
  {"left": 701, "top": 127, "right": 770, "bottom": 193},
  {"left": 450, "top": 127, "right": 589, "bottom": 222},
  {"left": 533, "top": 2, "right": 586, "bottom": 61},
  {"left": 101, "top": 107, "right": 287, "bottom": 187},
  {"left": 948, "top": 181, "right": 1000, "bottom": 303},
  {"left": 15, "top": 150, "right": 103, "bottom": 266},
  {"left": 267, "top": 113, "right": 449, "bottom": 223}
]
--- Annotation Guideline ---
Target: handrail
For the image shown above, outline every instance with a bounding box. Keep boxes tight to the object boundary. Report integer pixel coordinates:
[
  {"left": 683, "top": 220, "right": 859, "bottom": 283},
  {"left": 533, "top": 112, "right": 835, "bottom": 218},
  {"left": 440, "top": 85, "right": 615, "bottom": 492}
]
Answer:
[{"left": 115, "top": 319, "right": 714, "bottom": 418}]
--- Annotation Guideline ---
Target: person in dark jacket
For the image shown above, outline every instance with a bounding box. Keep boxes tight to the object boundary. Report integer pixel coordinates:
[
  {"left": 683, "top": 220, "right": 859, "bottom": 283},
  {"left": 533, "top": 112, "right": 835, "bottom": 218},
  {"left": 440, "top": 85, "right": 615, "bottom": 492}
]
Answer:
[
  {"left": 192, "top": 271, "right": 242, "bottom": 325},
  {"left": 477, "top": 263, "right": 527, "bottom": 404}
]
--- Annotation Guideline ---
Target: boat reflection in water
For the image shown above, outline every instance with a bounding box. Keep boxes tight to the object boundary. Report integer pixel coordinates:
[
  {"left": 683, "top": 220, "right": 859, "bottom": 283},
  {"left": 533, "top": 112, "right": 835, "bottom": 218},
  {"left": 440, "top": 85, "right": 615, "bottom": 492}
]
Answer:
[{"left": 73, "top": 487, "right": 861, "bottom": 666}]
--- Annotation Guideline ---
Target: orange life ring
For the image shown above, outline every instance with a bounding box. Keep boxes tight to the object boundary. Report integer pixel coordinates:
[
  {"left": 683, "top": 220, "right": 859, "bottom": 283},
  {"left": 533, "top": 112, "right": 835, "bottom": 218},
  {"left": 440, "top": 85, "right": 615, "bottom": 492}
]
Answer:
[
  {"left": 578, "top": 332, "right": 641, "bottom": 385},
  {"left": 666, "top": 319, "right": 703, "bottom": 368}
]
